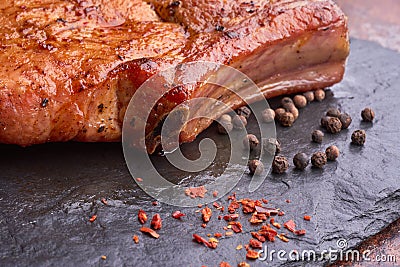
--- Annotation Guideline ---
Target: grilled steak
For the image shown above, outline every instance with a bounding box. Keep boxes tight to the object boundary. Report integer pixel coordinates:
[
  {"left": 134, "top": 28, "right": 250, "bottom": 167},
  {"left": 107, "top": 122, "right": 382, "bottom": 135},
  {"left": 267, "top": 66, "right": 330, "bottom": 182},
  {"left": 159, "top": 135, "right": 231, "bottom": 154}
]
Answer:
[{"left": 0, "top": 0, "right": 349, "bottom": 153}]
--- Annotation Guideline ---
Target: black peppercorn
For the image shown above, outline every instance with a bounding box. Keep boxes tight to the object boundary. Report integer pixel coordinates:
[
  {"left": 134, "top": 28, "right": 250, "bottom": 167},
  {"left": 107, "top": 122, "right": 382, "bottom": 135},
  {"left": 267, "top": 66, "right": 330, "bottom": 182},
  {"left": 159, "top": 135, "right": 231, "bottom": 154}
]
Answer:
[
  {"left": 217, "top": 114, "right": 233, "bottom": 134},
  {"left": 314, "top": 89, "right": 325, "bottom": 102},
  {"left": 263, "top": 138, "right": 281, "bottom": 155},
  {"left": 311, "top": 130, "right": 324, "bottom": 143},
  {"left": 279, "top": 112, "right": 295, "bottom": 127},
  {"left": 326, "top": 145, "right": 340, "bottom": 161},
  {"left": 303, "top": 91, "right": 314, "bottom": 102},
  {"left": 326, "top": 108, "right": 341, "bottom": 118},
  {"left": 293, "top": 95, "right": 307, "bottom": 108},
  {"left": 311, "top": 152, "right": 327, "bottom": 168},
  {"left": 326, "top": 117, "right": 342, "bottom": 134},
  {"left": 243, "top": 134, "right": 259, "bottom": 151},
  {"left": 274, "top": 108, "right": 286, "bottom": 121},
  {"left": 339, "top": 113, "right": 352, "bottom": 129},
  {"left": 248, "top": 160, "right": 264, "bottom": 175},
  {"left": 351, "top": 130, "right": 366, "bottom": 146},
  {"left": 272, "top": 156, "right": 289, "bottom": 174},
  {"left": 293, "top": 153, "right": 309, "bottom": 170},
  {"left": 232, "top": 115, "right": 247, "bottom": 130},
  {"left": 361, "top": 107, "right": 375, "bottom": 122},
  {"left": 261, "top": 108, "right": 275, "bottom": 123},
  {"left": 237, "top": 106, "right": 251, "bottom": 119}
]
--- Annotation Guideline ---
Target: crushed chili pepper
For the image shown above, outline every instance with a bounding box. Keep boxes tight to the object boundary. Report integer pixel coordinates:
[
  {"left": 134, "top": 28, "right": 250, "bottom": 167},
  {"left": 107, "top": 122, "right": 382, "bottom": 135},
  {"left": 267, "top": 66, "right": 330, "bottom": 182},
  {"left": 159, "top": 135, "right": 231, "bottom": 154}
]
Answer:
[
  {"left": 201, "top": 207, "right": 212, "bottom": 223},
  {"left": 193, "top": 234, "right": 212, "bottom": 248},
  {"left": 228, "top": 200, "right": 240, "bottom": 213},
  {"left": 136, "top": 178, "right": 143, "bottom": 182},
  {"left": 213, "top": 202, "right": 222, "bottom": 210},
  {"left": 213, "top": 191, "right": 218, "bottom": 197},
  {"left": 219, "top": 262, "right": 231, "bottom": 267},
  {"left": 283, "top": 220, "right": 296, "bottom": 232},
  {"left": 270, "top": 218, "right": 281, "bottom": 229},
  {"left": 246, "top": 249, "right": 260, "bottom": 259},
  {"left": 223, "top": 214, "right": 239, "bottom": 221},
  {"left": 101, "top": 198, "right": 108, "bottom": 205},
  {"left": 238, "top": 262, "right": 250, "bottom": 267},
  {"left": 262, "top": 198, "right": 268, "bottom": 204},
  {"left": 227, "top": 193, "right": 236, "bottom": 201},
  {"left": 133, "top": 235, "right": 139, "bottom": 244},
  {"left": 229, "top": 221, "right": 243, "bottom": 233},
  {"left": 251, "top": 232, "right": 266, "bottom": 243},
  {"left": 198, "top": 204, "right": 203, "bottom": 208},
  {"left": 277, "top": 233, "right": 289, "bottom": 242},
  {"left": 101, "top": 255, "right": 106, "bottom": 260},
  {"left": 208, "top": 237, "right": 219, "bottom": 249},
  {"left": 138, "top": 209, "right": 147, "bottom": 224},
  {"left": 255, "top": 206, "right": 278, "bottom": 216},
  {"left": 249, "top": 213, "right": 265, "bottom": 224},
  {"left": 140, "top": 227, "right": 160, "bottom": 239},
  {"left": 241, "top": 199, "right": 256, "bottom": 213},
  {"left": 152, "top": 201, "right": 158, "bottom": 206},
  {"left": 89, "top": 215, "right": 97, "bottom": 223},
  {"left": 151, "top": 214, "right": 162, "bottom": 230},
  {"left": 172, "top": 211, "right": 185, "bottom": 219},
  {"left": 214, "top": 232, "right": 223, "bottom": 238},
  {"left": 259, "top": 225, "right": 277, "bottom": 242},
  {"left": 304, "top": 215, "right": 311, "bottom": 221},
  {"left": 236, "top": 244, "right": 243, "bottom": 250},
  {"left": 225, "top": 231, "right": 233, "bottom": 236},
  {"left": 185, "top": 186, "right": 207, "bottom": 198},
  {"left": 201, "top": 223, "right": 207, "bottom": 228},
  {"left": 295, "top": 229, "right": 306, "bottom": 236},
  {"left": 278, "top": 211, "right": 285, "bottom": 216},
  {"left": 249, "top": 238, "right": 263, "bottom": 249}
]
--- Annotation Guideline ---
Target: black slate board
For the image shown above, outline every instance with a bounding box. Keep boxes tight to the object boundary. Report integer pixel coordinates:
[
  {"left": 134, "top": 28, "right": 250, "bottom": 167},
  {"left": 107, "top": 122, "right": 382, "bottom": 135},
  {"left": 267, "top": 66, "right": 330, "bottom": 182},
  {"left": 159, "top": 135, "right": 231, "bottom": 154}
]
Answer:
[{"left": 0, "top": 39, "right": 399, "bottom": 267}]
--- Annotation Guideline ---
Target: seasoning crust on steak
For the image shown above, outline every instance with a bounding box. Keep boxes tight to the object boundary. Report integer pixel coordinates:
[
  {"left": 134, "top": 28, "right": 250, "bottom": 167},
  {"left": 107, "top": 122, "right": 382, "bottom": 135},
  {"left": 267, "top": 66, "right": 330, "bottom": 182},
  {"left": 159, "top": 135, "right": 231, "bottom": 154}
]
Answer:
[{"left": 0, "top": 0, "right": 349, "bottom": 153}]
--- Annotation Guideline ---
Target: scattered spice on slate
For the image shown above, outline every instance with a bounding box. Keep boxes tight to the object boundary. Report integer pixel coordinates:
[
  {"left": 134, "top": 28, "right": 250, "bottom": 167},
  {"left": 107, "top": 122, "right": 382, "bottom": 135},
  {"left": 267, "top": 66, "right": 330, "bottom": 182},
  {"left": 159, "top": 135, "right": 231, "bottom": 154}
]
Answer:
[
  {"left": 272, "top": 156, "right": 289, "bottom": 174},
  {"left": 326, "top": 117, "right": 342, "bottom": 134},
  {"left": 101, "top": 255, "right": 107, "bottom": 260},
  {"left": 243, "top": 134, "right": 259, "bottom": 151},
  {"left": 133, "top": 235, "right": 139, "bottom": 244},
  {"left": 89, "top": 215, "right": 97, "bottom": 223},
  {"left": 151, "top": 214, "right": 162, "bottom": 230},
  {"left": 138, "top": 209, "right": 148, "bottom": 224},
  {"left": 232, "top": 115, "right": 247, "bottom": 130},
  {"left": 325, "top": 145, "right": 340, "bottom": 161},
  {"left": 314, "top": 89, "right": 325, "bottom": 102},
  {"left": 248, "top": 159, "right": 264, "bottom": 175},
  {"left": 217, "top": 114, "right": 233, "bottom": 134},
  {"left": 237, "top": 106, "right": 251, "bottom": 118},
  {"left": 303, "top": 91, "right": 315, "bottom": 102},
  {"left": 262, "top": 108, "right": 275, "bottom": 123},
  {"left": 293, "top": 153, "right": 309, "bottom": 170},
  {"left": 326, "top": 107, "right": 341, "bottom": 118},
  {"left": 279, "top": 112, "right": 295, "bottom": 127},
  {"left": 238, "top": 262, "right": 250, "bottom": 267},
  {"left": 311, "top": 130, "right": 324, "bottom": 143},
  {"left": 246, "top": 249, "right": 260, "bottom": 259},
  {"left": 219, "top": 262, "right": 232, "bottom": 267},
  {"left": 361, "top": 107, "right": 375, "bottom": 122},
  {"left": 140, "top": 227, "right": 160, "bottom": 239},
  {"left": 293, "top": 95, "right": 307, "bottom": 108},
  {"left": 311, "top": 151, "right": 327, "bottom": 168},
  {"left": 351, "top": 129, "right": 366, "bottom": 146},
  {"left": 339, "top": 113, "right": 352, "bottom": 129},
  {"left": 304, "top": 215, "right": 311, "bottom": 221}
]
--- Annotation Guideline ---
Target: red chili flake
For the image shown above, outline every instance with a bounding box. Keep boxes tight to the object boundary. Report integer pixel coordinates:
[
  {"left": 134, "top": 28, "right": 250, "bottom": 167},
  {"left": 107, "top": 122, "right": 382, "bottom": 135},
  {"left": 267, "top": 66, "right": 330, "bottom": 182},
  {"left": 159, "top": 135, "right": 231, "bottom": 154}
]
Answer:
[
  {"left": 198, "top": 204, "right": 203, "bottom": 208},
  {"left": 201, "top": 207, "right": 212, "bottom": 223},
  {"left": 278, "top": 210, "right": 285, "bottom": 216},
  {"left": 249, "top": 238, "right": 263, "bottom": 249},
  {"left": 259, "top": 225, "right": 277, "bottom": 242},
  {"left": 136, "top": 178, "right": 143, "bottom": 182},
  {"left": 185, "top": 186, "right": 207, "bottom": 198},
  {"left": 140, "top": 227, "right": 160, "bottom": 239},
  {"left": 218, "top": 215, "right": 222, "bottom": 220},
  {"left": 223, "top": 214, "right": 239, "bottom": 221},
  {"left": 251, "top": 232, "right": 266, "bottom": 242},
  {"left": 101, "top": 255, "right": 107, "bottom": 260},
  {"left": 295, "top": 229, "right": 306, "bottom": 236},
  {"left": 241, "top": 199, "right": 256, "bottom": 213},
  {"left": 208, "top": 238, "right": 219, "bottom": 249},
  {"left": 219, "top": 262, "right": 231, "bottom": 267},
  {"left": 246, "top": 249, "right": 260, "bottom": 259},
  {"left": 270, "top": 218, "right": 281, "bottom": 229},
  {"left": 201, "top": 223, "right": 207, "bottom": 228},
  {"left": 213, "top": 191, "right": 218, "bottom": 197},
  {"left": 283, "top": 220, "right": 296, "bottom": 232},
  {"left": 138, "top": 209, "right": 147, "bottom": 224},
  {"left": 238, "top": 262, "right": 250, "bottom": 267},
  {"left": 151, "top": 214, "right": 162, "bottom": 230},
  {"left": 254, "top": 200, "right": 262, "bottom": 207},
  {"left": 89, "top": 215, "right": 97, "bottom": 223},
  {"left": 227, "top": 192, "right": 236, "bottom": 201},
  {"left": 133, "top": 235, "right": 139, "bottom": 244},
  {"left": 225, "top": 231, "right": 233, "bottom": 236},
  {"left": 304, "top": 215, "right": 311, "bottom": 221},
  {"left": 262, "top": 198, "right": 269, "bottom": 204},
  {"left": 152, "top": 201, "right": 158, "bottom": 206},
  {"left": 101, "top": 198, "right": 108, "bottom": 205},
  {"left": 228, "top": 200, "right": 240, "bottom": 214},
  {"left": 277, "top": 233, "right": 289, "bottom": 242},
  {"left": 214, "top": 232, "right": 223, "bottom": 238},
  {"left": 249, "top": 213, "right": 263, "bottom": 224},
  {"left": 213, "top": 202, "right": 222, "bottom": 209},
  {"left": 255, "top": 206, "right": 278, "bottom": 216},
  {"left": 193, "top": 234, "right": 215, "bottom": 249},
  {"left": 172, "top": 211, "right": 185, "bottom": 219},
  {"left": 286, "top": 199, "right": 291, "bottom": 203},
  {"left": 223, "top": 226, "right": 228, "bottom": 231},
  {"left": 229, "top": 221, "right": 243, "bottom": 233}
]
